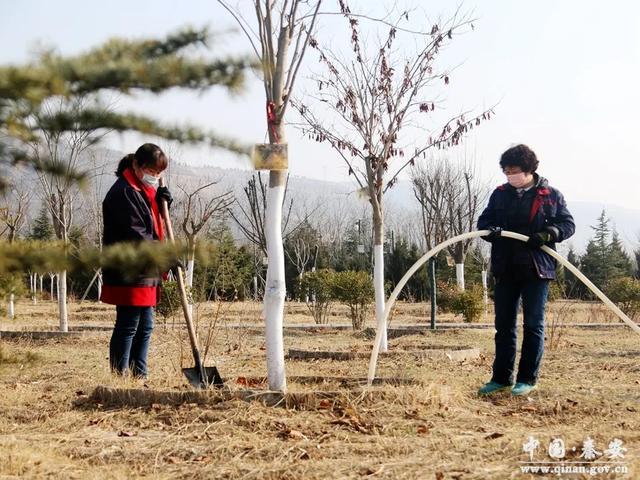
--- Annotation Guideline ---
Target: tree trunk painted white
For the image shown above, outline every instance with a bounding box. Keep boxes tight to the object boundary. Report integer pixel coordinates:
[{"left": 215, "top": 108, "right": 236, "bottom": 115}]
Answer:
[
  {"left": 263, "top": 170, "right": 288, "bottom": 392},
  {"left": 8, "top": 293, "right": 15, "bottom": 320},
  {"left": 186, "top": 259, "right": 195, "bottom": 288},
  {"left": 374, "top": 244, "right": 387, "bottom": 352},
  {"left": 39, "top": 274, "right": 43, "bottom": 296},
  {"left": 455, "top": 263, "right": 465, "bottom": 291},
  {"left": 186, "top": 257, "right": 195, "bottom": 317},
  {"left": 31, "top": 273, "right": 37, "bottom": 304},
  {"left": 252, "top": 275, "right": 258, "bottom": 301},
  {"left": 49, "top": 274, "right": 55, "bottom": 301},
  {"left": 481, "top": 269, "right": 488, "bottom": 318},
  {"left": 299, "top": 272, "right": 307, "bottom": 303},
  {"left": 57, "top": 270, "right": 68, "bottom": 332},
  {"left": 97, "top": 273, "right": 103, "bottom": 303}
]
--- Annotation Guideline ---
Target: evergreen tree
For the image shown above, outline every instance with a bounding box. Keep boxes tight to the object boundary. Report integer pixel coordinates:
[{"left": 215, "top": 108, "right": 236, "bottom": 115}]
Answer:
[
  {"left": 580, "top": 210, "right": 633, "bottom": 291},
  {"left": 385, "top": 236, "right": 422, "bottom": 301},
  {"left": 0, "top": 26, "right": 253, "bottom": 191},
  {"left": 564, "top": 246, "right": 584, "bottom": 298},
  {"left": 28, "top": 204, "right": 53, "bottom": 241},
  {"left": 580, "top": 210, "right": 612, "bottom": 289},
  {"left": 609, "top": 230, "right": 633, "bottom": 278}
]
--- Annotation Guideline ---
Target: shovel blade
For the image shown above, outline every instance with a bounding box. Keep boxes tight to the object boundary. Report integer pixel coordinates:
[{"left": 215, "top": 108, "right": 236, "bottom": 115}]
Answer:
[{"left": 182, "top": 366, "right": 224, "bottom": 389}]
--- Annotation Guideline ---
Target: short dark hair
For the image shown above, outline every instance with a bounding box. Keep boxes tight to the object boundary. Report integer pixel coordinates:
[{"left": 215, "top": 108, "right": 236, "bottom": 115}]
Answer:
[
  {"left": 499, "top": 144, "right": 539, "bottom": 173},
  {"left": 115, "top": 143, "right": 168, "bottom": 177}
]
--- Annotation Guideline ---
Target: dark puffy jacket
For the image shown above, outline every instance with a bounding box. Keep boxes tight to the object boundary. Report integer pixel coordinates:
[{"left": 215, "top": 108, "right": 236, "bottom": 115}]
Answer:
[
  {"left": 477, "top": 175, "right": 575, "bottom": 280},
  {"left": 100, "top": 171, "right": 163, "bottom": 306}
]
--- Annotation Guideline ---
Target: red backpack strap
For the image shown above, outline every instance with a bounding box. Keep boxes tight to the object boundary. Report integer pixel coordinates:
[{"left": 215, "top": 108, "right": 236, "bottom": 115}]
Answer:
[{"left": 529, "top": 187, "right": 550, "bottom": 223}]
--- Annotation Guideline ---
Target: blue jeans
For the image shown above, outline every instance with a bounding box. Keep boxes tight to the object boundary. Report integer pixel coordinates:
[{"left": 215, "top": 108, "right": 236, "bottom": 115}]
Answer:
[
  {"left": 491, "top": 275, "right": 549, "bottom": 386},
  {"left": 109, "top": 306, "right": 154, "bottom": 378}
]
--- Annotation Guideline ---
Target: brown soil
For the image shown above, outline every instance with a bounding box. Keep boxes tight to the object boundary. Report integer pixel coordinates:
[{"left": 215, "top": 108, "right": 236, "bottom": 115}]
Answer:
[{"left": 0, "top": 299, "right": 638, "bottom": 479}]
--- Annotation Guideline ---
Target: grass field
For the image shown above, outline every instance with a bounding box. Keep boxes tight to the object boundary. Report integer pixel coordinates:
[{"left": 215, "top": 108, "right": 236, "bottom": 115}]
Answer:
[{"left": 0, "top": 300, "right": 638, "bottom": 479}]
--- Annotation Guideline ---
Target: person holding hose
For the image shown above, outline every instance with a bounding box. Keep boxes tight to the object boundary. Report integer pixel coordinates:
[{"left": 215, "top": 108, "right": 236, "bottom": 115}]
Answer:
[
  {"left": 101, "top": 143, "right": 173, "bottom": 379},
  {"left": 477, "top": 144, "right": 575, "bottom": 396}
]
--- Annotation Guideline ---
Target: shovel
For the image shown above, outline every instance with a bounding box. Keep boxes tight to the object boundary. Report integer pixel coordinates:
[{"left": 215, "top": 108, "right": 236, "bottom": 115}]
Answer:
[{"left": 158, "top": 178, "right": 223, "bottom": 389}]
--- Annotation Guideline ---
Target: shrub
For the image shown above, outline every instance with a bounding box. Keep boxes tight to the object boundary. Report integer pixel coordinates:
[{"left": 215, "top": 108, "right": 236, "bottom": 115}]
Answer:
[
  {"left": 332, "top": 270, "right": 374, "bottom": 330},
  {"left": 450, "top": 285, "right": 484, "bottom": 323},
  {"left": 435, "top": 281, "right": 458, "bottom": 314},
  {"left": 156, "top": 280, "right": 183, "bottom": 323},
  {"left": 547, "top": 281, "right": 565, "bottom": 301},
  {"left": 301, "top": 269, "right": 335, "bottom": 324},
  {"left": 604, "top": 277, "right": 640, "bottom": 320}
]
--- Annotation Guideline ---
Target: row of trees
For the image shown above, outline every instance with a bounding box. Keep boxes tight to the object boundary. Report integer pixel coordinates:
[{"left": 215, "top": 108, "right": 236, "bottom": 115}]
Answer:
[
  {"left": 2, "top": 0, "right": 496, "bottom": 391},
  {"left": 7, "top": 175, "right": 639, "bottom": 307},
  {"left": 3, "top": 1, "right": 638, "bottom": 394},
  {"left": 0, "top": 24, "right": 254, "bottom": 332},
  {"left": 563, "top": 211, "right": 640, "bottom": 298}
]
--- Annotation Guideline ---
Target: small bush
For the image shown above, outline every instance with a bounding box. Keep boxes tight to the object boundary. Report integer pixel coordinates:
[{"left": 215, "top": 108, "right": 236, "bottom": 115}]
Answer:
[
  {"left": 450, "top": 285, "right": 484, "bottom": 323},
  {"left": 605, "top": 277, "right": 640, "bottom": 320},
  {"left": 156, "top": 281, "right": 183, "bottom": 323},
  {"left": 435, "top": 281, "right": 458, "bottom": 314},
  {"left": 547, "top": 281, "right": 565, "bottom": 301},
  {"left": 301, "top": 269, "right": 335, "bottom": 324},
  {"left": 332, "top": 270, "right": 374, "bottom": 330}
]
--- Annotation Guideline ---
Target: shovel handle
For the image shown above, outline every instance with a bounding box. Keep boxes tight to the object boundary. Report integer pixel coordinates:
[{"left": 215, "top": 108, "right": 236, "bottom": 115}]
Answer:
[{"left": 158, "top": 178, "right": 207, "bottom": 380}]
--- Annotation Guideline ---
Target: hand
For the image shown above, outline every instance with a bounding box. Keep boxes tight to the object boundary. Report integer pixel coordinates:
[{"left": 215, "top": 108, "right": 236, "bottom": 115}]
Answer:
[
  {"left": 482, "top": 226, "right": 502, "bottom": 242},
  {"left": 156, "top": 186, "right": 173, "bottom": 208},
  {"left": 527, "top": 231, "right": 552, "bottom": 248},
  {"left": 169, "top": 258, "right": 185, "bottom": 276}
]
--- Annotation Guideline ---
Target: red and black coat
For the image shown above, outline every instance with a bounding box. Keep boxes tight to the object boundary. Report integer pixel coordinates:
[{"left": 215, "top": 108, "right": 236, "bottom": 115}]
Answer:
[
  {"left": 477, "top": 175, "right": 575, "bottom": 280},
  {"left": 100, "top": 168, "right": 165, "bottom": 306}
]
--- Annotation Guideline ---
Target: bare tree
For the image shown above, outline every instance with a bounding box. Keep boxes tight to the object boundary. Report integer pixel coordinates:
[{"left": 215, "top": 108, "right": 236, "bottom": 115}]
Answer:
[
  {"left": 176, "top": 178, "right": 233, "bottom": 315},
  {"left": 296, "top": 4, "right": 492, "bottom": 350},
  {"left": 412, "top": 161, "right": 452, "bottom": 251},
  {"left": 27, "top": 97, "right": 104, "bottom": 331},
  {"left": 284, "top": 219, "right": 318, "bottom": 301},
  {"left": 218, "top": 0, "right": 322, "bottom": 391},
  {"left": 0, "top": 176, "right": 32, "bottom": 315},
  {"left": 229, "top": 172, "right": 293, "bottom": 257},
  {"left": 412, "top": 156, "right": 488, "bottom": 289},
  {"left": 0, "top": 176, "right": 32, "bottom": 242},
  {"left": 78, "top": 150, "right": 111, "bottom": 302}
]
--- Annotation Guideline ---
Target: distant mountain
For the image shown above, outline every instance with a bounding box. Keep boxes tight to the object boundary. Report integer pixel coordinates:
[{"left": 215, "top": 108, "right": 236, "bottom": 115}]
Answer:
[{"left": 18, "top": 146, "right": 639, "bottom": 253}]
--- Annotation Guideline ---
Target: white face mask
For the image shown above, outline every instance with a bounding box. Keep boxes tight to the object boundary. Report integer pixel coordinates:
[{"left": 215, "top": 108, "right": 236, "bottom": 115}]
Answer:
[
  {"left": 506, "top": 172, "right": 530, "bottom": 189},
  {"left": 142, "top": 173, "right": 159, "bottom": 187}
]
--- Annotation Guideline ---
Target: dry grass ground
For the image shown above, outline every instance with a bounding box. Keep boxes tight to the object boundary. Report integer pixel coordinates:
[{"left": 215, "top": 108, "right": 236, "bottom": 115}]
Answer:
[{"left": 0, "top": 299, "right": 638, "bottom": 479}]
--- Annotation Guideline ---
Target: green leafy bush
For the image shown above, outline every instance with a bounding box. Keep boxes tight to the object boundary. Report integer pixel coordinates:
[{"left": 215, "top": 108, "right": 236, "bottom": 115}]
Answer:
[
  {"left": 435, "top": 281, "right": 458, "bottom": 314},
  {"left": 547, "top": 281, "right": 565, "bottom": 301},
  {"left": 450, "top": 285, "right": 484, "bottom": 323},
  {"left": 605, "top": 277, "right": 640, "bottom": 320},
  {"left": 156, "top": 280, "right": 183, "bottom": 323},
  {"left": 301, "top": 269, "right": 335, "bottom": 324},
  {"left": 332, "top": 270, "right": 374, "bottom": 330}
]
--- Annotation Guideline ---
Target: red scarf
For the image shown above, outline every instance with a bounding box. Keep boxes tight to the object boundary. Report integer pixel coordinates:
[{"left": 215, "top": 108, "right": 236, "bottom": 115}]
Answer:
[{"left": 123, "top": 168, "right": 165, "bottom": 241}]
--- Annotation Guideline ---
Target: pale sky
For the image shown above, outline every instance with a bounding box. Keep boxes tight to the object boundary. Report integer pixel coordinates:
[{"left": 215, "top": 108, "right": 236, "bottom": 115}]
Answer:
[{"left": 2, "top": 0, "right": 640, "bottom": 210}]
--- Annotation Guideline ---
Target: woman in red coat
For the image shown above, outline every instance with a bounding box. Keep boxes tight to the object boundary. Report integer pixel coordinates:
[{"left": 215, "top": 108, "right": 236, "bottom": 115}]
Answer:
[{"left": 101, "top": 143, "right": 172, "bottom": 379}]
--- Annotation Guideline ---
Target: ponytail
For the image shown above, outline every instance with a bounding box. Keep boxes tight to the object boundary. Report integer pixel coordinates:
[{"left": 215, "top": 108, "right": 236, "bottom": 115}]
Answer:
[
  {"left": 115, "top": 144, "right": 168, "bottom": 177},
  {"left": 115, "top": 154, "right": 136, "bottom": 177}
]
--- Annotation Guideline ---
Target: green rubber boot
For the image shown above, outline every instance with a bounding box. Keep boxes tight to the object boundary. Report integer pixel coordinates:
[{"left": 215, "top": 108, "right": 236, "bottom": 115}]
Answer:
[
  {"left": 511, "top": 383, "right": 537, "bottom": 396},
  {"left": 478, "top": 381, "right": 512, "bottom": 396}
]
